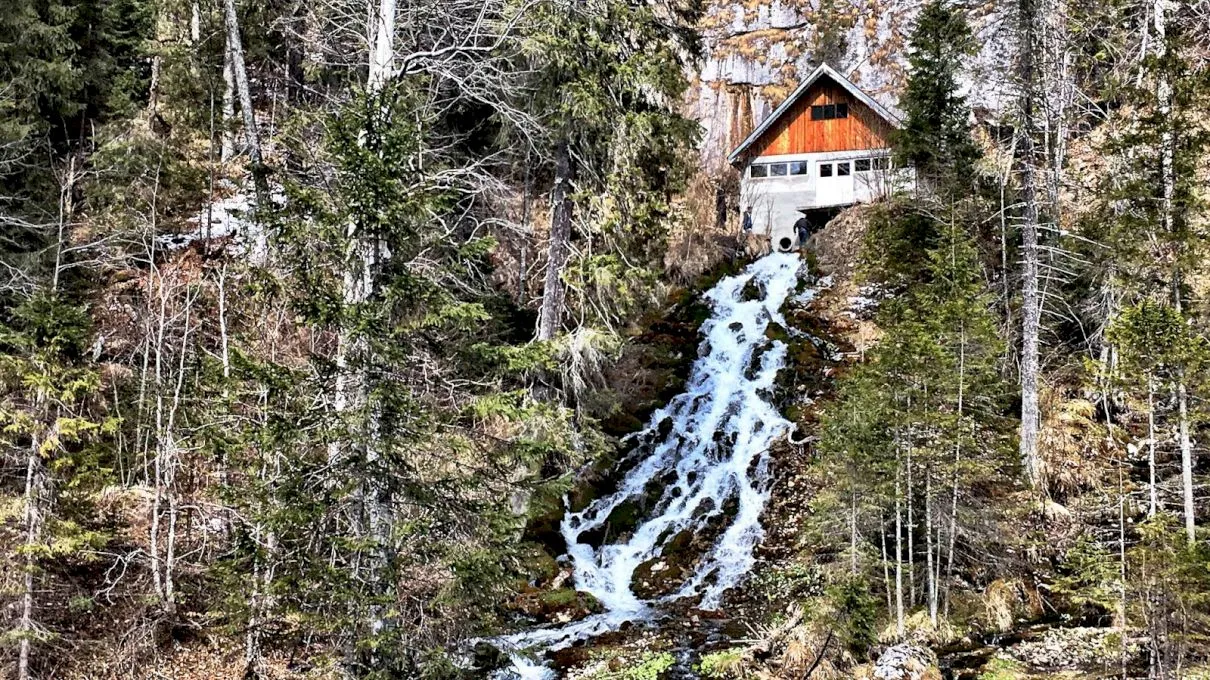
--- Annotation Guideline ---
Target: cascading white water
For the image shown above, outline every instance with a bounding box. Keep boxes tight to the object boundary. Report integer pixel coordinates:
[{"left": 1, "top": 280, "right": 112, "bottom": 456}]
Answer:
[{"left": 493, "top": 252, "right": 806, "bottom": 678}]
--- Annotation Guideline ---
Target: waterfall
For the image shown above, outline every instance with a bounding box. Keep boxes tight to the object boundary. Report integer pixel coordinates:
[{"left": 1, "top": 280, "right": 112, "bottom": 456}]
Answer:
[{"left": 493, "top": 252, "right": 806, "bottom": 678}]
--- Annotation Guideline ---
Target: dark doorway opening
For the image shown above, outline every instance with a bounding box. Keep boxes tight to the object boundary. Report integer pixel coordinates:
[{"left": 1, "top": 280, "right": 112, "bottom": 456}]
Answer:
[{"left": 798, "top": 206, "right": 842, "bottom": 233}]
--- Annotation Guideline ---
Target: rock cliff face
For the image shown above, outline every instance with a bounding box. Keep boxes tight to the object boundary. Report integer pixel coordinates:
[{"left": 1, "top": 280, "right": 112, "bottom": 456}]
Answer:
[{"left": 688, "top": 0, "right": 1016, "bottom": 170}]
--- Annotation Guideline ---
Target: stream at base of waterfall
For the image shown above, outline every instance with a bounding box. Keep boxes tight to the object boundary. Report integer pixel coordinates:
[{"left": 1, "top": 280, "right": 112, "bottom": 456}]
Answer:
[{"left": 492, "top": 252, "right": 808, "bottom": 679}]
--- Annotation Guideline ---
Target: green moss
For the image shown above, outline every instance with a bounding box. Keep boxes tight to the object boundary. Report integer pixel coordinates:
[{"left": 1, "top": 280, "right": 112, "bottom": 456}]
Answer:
[{"left": 538, "top": 588, "right": 576, "bottom": 607}]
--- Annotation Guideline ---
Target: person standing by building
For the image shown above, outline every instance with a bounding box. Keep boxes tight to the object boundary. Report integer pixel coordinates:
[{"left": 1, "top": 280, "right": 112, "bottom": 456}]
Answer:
[
  {"left": 741, "top": 206, "right": 753, "bottom": 234},
  {"left": 794, "top": 215, "right": 811, "bottom": 250}
]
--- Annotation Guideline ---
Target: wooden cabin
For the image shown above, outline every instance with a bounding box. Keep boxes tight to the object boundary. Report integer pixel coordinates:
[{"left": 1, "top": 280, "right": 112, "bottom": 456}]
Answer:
[{"left": 729, "top": 64, "right": 912, "bottom": 251}]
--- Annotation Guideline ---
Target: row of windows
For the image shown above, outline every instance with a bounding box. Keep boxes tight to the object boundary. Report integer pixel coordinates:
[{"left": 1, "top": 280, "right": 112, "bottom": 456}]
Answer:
[
  {"left": 749, "top": 156, "right": 891, "bottom": 179},
  {"left": 810, "top": 103, "right": 849, "bottom": 120}
]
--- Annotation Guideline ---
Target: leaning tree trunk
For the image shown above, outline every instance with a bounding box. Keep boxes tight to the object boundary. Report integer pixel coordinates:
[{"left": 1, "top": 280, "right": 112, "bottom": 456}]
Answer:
[
  {"left": 538, "top": 139, "right": 575, "bottom": 341},
  {"left": 1017, "top": 0, "right": 1044, "bottom": 488}
]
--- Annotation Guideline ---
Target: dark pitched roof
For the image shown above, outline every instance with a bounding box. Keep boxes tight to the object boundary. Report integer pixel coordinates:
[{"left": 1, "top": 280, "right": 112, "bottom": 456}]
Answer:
[{"left": 727, "top": 63, "right": 901, "bottom": 165}]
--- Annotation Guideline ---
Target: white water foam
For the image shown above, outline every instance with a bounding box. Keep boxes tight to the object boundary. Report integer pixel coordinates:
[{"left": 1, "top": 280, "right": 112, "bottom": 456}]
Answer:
[{"left": 492, "top": 252, "right": 806, "bottom": 677}]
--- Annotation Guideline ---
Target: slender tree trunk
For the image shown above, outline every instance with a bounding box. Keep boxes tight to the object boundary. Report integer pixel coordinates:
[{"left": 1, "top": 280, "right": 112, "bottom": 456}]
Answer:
[
  {"left": 221, "top": 0, "right": 267, "bottom": 199},
  {"left": 1148, "top": 376, "right": 1158, "bottom": 517},
  {"left": 907, "top": 433, "right": 916, "bottom": 607},
  {"left": 165, "top": 312, "right": 191, "bottom": 612},
  {"left": 999, "top": 141, "right": 1015, "bottom": 352},
  {"left": 367, "top": 0, "right": 396, "bottom": 93},
  {"left": 327, "top": 0, "right": 398, "bottom": 643},
  {"left": 850, "top": 486, "right": 859, "bottom": 575},
  {"left": 190, "top": 0, "right": 201, "bottom": 43},
  {"left": 519, "top": 152, "right": 533, "bottom": 303},
  {"left": 1017, "top": 0, "right": 1044, "bottom": 488},
  {"left": 895, "top": 457, "right": 905, "bottom": 637},
  {"left": 245, "top": 524, "right": 264, "bottom": 676},
  {"left": 881, "top": 515, "right": 893, "bottom": 617},
  {"left": 1118, "top": 463, "right": 1129, "bottom": 679},
  {"left": 926, "top": 471, "right": 937, "bottom": 624},
  {"left": 221, "top": 49, "right": 236, "bottom": 163},
  {"left": 17, "top": 436, "right": 44, "bottom": 680},
  {"left": 1150, "top": 0, "right": 1193, "bottom": 544},
  {"left": 149, "top": 277, "right": 169, "bottom": 603},
  {"left": 1178, "top": 376, "right": 1194, "bottom": 542},
  {"left": 538, "top": 139, "right": 575, "bottom": 340},
  {"left": 945, "top": 325, "right": 966, "bottom": 616}
]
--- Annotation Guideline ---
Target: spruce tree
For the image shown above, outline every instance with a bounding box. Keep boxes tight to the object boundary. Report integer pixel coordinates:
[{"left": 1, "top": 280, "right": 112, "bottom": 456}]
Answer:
[{"left": 894, "top": 0, "right": 980, "bottom": 189}]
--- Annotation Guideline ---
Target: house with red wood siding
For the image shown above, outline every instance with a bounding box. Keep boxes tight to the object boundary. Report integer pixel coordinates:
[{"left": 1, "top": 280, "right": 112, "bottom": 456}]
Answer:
[{"left": 729, "top": 63, "right": 914, "bottom": 251}]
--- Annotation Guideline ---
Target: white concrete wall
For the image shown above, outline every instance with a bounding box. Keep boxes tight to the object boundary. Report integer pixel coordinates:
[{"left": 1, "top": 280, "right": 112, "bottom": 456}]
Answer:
[{"left": 739, "top": 149, "right": 914, "bottom": 250}]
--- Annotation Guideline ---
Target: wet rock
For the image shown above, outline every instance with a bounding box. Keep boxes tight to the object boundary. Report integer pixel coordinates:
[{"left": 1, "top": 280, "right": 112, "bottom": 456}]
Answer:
[
  {"left": 740, "top": 278, "right": 766, "bottom": 301},
  {"left": 632, "top": 529, "right": 704, "bottom": 598},
  {"left": 874, "top": 643, "right": 940, "bottom": 680},
  {"left": 764, "top": 321, "right": 790, "bottom": 342}
]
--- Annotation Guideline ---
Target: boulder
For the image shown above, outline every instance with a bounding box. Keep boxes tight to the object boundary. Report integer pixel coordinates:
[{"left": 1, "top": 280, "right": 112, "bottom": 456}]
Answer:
[{"left": 874, "top": 643, "right": 940, "bottom": 680}]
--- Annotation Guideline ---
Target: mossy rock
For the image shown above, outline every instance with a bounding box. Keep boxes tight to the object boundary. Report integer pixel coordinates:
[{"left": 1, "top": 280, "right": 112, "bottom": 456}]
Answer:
[
  {"left": 522, "top": 492, "right": 572, "bottom": 556},
  {"left": 511, "top": 587, "right": 604, "bottom": 622},
  {"left": 515, "top": 542, "right": 560, "bottom": 585}
]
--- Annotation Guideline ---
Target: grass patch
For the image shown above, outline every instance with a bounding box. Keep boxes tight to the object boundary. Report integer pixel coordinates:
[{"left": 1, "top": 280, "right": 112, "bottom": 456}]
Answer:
[
  {"left": 588, "top": 652, "right": 677, "bottom": 680},
  {"left": 697, "top": 648, "right": 746, "bottom": 678},
  {"left": 978, "top": 656, "right": 1027, "bottom": 680}
]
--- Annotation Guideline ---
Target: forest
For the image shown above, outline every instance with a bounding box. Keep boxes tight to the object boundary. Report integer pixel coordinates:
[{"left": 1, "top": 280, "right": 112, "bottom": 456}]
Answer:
[{"left": 1, "top": 0, "right": 1210, "bottom": 677}]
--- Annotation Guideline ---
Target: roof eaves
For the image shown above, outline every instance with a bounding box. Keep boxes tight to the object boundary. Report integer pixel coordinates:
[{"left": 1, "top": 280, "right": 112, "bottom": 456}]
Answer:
[{"left": 726, "top": 63, "right": 901, "bottom": 166}]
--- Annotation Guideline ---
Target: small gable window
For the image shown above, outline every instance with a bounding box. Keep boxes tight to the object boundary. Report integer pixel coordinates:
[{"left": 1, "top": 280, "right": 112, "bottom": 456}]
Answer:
[
  {"left": 810, "top": 103, "right": 850, "bottom": 120},
  {"left": 871, "top": 157, "right": 890, "bottom": 170},
  {"left": 819, "top": 163, "right": 833, "bottom": 177},
  {"left": 789, "top": 161, "right": 808, "bottom": 175},
  {"left": 855, "top": 159, "right": 871, "bottom": 172},
  {"left": 837, "top": 161, "right": 851, "bottom": 176},
  {"left": 769, "top": 163, "right": 788, "bottom": 176},
  {"left": 750, "top": 164, "right": 769, "bottom": 178}
]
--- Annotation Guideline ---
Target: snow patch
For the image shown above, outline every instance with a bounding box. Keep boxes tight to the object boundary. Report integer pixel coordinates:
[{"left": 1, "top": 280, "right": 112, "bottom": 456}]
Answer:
[{"left": 157, "top": 182, "right": 273, "bottom": 263}]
